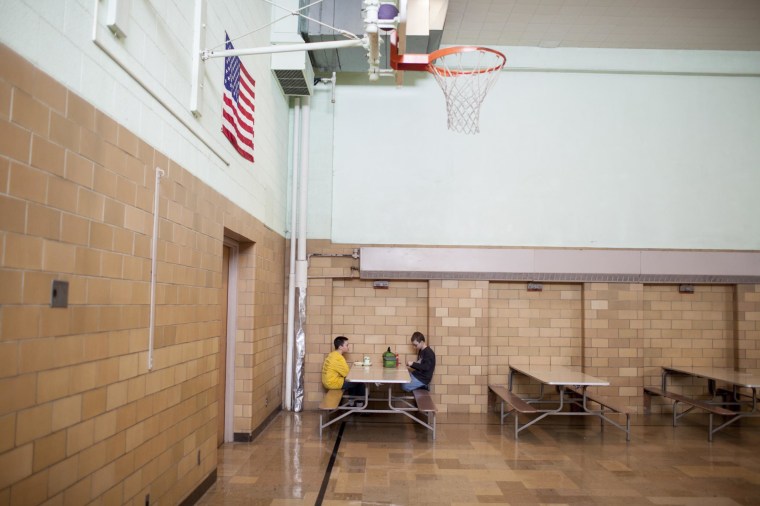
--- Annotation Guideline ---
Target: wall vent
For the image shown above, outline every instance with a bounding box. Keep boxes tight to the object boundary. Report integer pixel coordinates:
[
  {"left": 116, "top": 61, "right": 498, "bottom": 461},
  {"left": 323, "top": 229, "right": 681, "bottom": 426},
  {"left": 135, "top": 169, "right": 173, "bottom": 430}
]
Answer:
[
  {"left": 272, "top": 52, "right": 314, "bottom": 96},
  {"left": 359, "top": 247, "right": 760, "bottom": 284}
]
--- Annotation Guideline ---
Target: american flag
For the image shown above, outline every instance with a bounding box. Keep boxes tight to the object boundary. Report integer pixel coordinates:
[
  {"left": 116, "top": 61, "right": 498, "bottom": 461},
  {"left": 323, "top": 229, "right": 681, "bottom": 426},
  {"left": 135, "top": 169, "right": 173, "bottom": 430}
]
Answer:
[{"left": 222, "top": 33, "right": 255, "bottom": 163}]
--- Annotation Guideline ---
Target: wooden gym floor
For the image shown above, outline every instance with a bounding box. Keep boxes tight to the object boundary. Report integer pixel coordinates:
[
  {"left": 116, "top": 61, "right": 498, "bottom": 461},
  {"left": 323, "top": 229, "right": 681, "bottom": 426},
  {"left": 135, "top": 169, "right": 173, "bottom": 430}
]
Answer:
[{"left": 197, "top": 411, "right": 760, "bottom": 505}]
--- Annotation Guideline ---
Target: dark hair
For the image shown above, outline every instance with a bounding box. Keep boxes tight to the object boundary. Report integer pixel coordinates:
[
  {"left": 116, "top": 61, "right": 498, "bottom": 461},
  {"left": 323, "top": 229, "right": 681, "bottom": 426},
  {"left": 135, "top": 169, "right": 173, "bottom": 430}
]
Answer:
[
  {"left": 411, "top": 331, "right": 425, "bottom": 343},
  {"left": 334, "top": 336, "right": 349, "bottom": 349}
]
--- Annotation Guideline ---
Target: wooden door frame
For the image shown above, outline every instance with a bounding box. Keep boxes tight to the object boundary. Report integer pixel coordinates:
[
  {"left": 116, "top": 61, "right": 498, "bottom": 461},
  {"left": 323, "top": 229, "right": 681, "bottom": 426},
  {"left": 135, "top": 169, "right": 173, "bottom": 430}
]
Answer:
[{"left": 222, "top": 237, "right": 239, "bottom": 443}]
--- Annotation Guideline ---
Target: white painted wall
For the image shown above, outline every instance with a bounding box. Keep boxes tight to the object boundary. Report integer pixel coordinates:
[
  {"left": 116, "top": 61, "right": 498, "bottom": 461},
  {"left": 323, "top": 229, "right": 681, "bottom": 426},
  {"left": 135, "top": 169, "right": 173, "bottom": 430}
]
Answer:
[
  {"left": 316, "top": 47, "right": 760, "bottom": 250},
  {"left": 304, "top": 83, "right": 337, "bottom": 240},
  {"left": 1, "top": 0, "right": 291, "bottom": 234}
]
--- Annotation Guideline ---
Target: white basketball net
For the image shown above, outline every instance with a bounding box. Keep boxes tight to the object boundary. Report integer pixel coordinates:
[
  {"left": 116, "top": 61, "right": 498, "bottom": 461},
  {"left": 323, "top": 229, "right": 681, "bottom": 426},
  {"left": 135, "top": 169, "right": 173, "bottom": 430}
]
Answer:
[{"left": 428, "top": 48, "right": 505, "bottom": 135}]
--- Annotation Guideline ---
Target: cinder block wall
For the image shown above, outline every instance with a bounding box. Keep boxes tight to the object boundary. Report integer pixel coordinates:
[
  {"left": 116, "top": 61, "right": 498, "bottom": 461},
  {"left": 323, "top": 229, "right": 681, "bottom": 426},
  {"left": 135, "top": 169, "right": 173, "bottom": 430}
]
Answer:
[
  {"left": 643, "top": 284, "right": 736, "bottom": 412},
  {"left": 738, "top": 285, "right": 760, "bottom": 369},
  {"left": 302, "top": 242, "right": 760, "bottom": 416},
  {"left": 429, "top": 279, "right": 490, "bottom": 413},
  {"left": 584, "top": 283, "right": 645, "bottom": 413},
  {"left": 490, "top": 283, "right": 583, "bottom": 399},
  {"left": 303, "top": 270, "right": 428, "bottom": 406},
  {"left": 0, "top": 46, "right": 285, "bottom": 504}
]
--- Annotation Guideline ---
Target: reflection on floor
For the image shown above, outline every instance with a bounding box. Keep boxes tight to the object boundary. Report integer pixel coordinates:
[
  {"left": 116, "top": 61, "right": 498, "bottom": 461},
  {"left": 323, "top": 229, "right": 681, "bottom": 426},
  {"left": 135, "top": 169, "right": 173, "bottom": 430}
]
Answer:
[{"left": 197, "top": 411, "right": 760, "bottom": 505}]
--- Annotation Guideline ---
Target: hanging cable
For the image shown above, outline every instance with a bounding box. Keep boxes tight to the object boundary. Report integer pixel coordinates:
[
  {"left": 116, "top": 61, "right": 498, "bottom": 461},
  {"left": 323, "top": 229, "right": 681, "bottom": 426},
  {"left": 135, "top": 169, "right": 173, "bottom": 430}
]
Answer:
[{"left": 211, "top": 0, "right": 358, "bottom": 51}]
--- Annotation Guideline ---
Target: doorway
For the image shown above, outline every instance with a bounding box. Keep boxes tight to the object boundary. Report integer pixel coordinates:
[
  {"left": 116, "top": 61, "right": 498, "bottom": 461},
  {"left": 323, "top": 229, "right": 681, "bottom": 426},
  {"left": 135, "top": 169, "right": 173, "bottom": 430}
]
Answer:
[{"left": 218, "top": 239, "right": 238, "bottom": 446}]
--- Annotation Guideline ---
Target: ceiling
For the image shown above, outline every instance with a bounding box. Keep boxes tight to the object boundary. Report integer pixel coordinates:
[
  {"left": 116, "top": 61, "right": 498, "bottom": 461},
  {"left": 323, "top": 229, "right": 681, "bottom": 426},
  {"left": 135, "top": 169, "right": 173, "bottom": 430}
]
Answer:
[
  {"left": 299, "top": 0, "right": 760, "bottom": 75},
  {"left": 440, "top": 0, "right": 760, "bottom": 51}
]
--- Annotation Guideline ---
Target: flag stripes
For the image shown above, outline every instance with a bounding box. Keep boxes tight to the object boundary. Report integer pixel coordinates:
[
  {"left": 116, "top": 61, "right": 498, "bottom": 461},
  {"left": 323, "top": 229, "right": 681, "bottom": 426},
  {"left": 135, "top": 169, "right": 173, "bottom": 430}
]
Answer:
[{"left": 221, "top": 33, "right": 255, "bottom": 163}]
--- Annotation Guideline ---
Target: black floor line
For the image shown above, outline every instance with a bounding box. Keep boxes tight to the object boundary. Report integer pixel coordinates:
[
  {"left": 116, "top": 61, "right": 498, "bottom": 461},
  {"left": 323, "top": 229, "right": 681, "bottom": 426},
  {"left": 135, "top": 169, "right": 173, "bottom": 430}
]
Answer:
[{"left": 315, "top": 421, "right": 345, "bottom": 506}]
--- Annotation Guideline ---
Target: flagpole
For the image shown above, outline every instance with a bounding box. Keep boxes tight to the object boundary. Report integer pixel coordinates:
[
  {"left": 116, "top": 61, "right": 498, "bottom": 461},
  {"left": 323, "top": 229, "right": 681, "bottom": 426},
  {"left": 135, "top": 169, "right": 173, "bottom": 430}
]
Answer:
[{"left": 202, "top": 38, "right": 366, "bottom": 61}]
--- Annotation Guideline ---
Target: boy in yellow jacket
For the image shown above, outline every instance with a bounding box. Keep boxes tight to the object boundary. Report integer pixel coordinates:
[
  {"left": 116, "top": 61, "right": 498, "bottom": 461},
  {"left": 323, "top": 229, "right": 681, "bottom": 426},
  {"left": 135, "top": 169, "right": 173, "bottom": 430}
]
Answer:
[{"left": 322, "top": 336, "right": 365, "bottom": 399}]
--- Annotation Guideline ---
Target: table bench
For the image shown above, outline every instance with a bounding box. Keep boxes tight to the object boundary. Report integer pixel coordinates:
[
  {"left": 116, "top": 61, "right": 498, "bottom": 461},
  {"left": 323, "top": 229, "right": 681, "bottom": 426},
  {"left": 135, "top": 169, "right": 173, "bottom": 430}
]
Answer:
[
  {"left": 412, "top": 389, "right": 437, "bottom": 439},
  {"left": 490, "top": 385, "right": 538, "bottom": 413},
  {"left": 319, "top": 389, "right": 352, "bottom": 436},
  {"left": 319, "top": 389, "right": 345, "bottom": 410},
  {"left": 644, "top": 386, "right": 737, "bottom": 441},
  {"left": 565, "top": 386, "right": 632, "bottom": 436},
  {"left": 715, "top": 387, "right": 760, "bottom": 406},
  {"left": 489, "top": 385, "right": 539, "bottom": 438},
  {"left": 492, "top": 365, "right": 631, "bottom": 440},
  {"left": 319, "top": 366, "right": 437, "bottom": 439}
]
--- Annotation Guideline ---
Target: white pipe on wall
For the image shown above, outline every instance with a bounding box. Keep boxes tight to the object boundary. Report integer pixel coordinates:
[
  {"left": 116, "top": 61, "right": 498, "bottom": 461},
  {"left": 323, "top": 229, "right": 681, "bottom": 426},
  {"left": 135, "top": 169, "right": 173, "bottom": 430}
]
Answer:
[
  {"left": 295, "top": 97, "right": 310, "bottom": 288},
  {"left": 148, "top": 167, "right": 165, "bottom": 370},
  {"left": 284, "top": 98, "right": 301, "bottom": 411},
  {"left": 292, "top": 98, "right": 310, "bottom": 412}
]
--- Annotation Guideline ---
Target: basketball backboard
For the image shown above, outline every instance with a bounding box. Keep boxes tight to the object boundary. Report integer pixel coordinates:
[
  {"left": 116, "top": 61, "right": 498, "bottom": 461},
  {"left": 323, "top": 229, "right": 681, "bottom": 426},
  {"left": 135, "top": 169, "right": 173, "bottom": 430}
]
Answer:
[{"left": 387, "top": 0, "right": 448, "bottom": 85}]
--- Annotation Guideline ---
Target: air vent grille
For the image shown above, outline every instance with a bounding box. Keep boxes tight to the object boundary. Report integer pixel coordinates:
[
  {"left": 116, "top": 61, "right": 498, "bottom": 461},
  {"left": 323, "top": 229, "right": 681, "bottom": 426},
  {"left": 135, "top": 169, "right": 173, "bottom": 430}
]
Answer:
[
  {"left": 360, "top": 271, "right": 760, "bottom": 284},
  {"left": 274, "top": 69, "right": 305, "bottom": 79},
  {"left": 271, "top": 51, "right": 314, "bottom": 96},
  {"left": 273, "top": 70, "right": 311, "bottom": 96}
]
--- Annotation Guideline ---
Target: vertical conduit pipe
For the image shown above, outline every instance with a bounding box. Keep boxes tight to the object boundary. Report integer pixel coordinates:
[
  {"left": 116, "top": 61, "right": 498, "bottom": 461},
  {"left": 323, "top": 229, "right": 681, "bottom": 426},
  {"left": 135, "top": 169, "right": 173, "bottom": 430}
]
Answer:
[
  {"left": 293, "top": 98, "right": 310, "bottom": 412},
  {"left": 296, "top": 98, "right": 310, "bottom": 277},
  {"left": 284, "top": 98, "right": 301, "bottom": 410},
  {"left": 148, "top": 167, "right": 165, "bottom": 370}
]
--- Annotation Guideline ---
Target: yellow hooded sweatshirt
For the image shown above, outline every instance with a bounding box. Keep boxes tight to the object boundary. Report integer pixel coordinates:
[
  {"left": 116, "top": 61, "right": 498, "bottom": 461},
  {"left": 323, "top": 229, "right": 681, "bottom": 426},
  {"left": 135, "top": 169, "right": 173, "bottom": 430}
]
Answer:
[{"left": 322, "top": 350, "right": 349, "bottom": 390}]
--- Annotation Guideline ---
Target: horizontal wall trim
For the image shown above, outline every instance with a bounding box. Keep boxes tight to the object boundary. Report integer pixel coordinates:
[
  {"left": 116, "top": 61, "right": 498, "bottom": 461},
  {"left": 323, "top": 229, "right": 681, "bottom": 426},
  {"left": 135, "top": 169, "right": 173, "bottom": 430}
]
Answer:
[
  {"left": 359, "top": 248, "right": 760, "bottom": 284},
  {"left": 360, "top": 271, "right": 760, "bottom": 284}
]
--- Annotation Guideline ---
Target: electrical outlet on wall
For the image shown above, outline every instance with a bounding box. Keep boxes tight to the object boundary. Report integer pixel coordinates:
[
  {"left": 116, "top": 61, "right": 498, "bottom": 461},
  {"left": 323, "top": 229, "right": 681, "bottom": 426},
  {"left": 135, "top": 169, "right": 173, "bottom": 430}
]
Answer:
[{"left": 51, "top": 280, "right": 69, "bottom": 307}]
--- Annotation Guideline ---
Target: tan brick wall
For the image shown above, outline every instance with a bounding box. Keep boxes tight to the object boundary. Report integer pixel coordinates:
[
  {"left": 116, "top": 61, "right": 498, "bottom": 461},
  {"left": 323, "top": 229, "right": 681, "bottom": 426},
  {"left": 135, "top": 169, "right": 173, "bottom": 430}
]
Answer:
[
  {"left": 428, "top": 280, "right": 489, "bottom": 413},
  {"left": 489, "top": 283, "right": 582, "bottom": 398},
  {"left": 330, "top": 279, "right": 428, "bottom": 359},
  {"left": 0, "top": 45, "right": 285, "bottom": 505},
  {"left": 303, "top": 263, "right": 428, "bottom": 407},
  {"left": 737, "top": 284, "right": 760, "bottom": 370},
  {"left": 303, "top": 275, "right": 490, "bottom": 414},
  {"left": 643, "top": 284, "right": 736, "bottom": 411},
  {"left": 302, "top": 243, "right": 760, "bottom": 416},
  {"left": 583, "top": 283, "right": 644, "bottom": 411}
]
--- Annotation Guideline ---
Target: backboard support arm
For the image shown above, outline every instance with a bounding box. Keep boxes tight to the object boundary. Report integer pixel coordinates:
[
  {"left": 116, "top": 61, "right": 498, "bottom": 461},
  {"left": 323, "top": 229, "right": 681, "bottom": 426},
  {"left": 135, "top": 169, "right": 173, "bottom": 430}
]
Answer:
[{"left": 201, "top": 38, "right": 366, "bottom": 61}]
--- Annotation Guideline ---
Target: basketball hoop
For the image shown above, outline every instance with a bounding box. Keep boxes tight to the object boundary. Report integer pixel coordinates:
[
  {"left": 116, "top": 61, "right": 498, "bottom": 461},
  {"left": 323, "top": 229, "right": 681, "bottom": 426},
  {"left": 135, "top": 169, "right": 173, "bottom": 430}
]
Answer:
[
  {"left": 427, "top": 46, "right": 506, "bottom": 134},
  {"left": 389, "top": 31, "right": 506, "bottom": 134}
]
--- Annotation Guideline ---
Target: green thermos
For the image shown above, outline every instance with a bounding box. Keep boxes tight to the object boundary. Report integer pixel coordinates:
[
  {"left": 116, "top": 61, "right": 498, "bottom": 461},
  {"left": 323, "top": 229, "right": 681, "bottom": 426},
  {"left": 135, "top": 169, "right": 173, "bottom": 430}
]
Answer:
[{"left": 382, "top": 347, "right": 397, "bottom": 368}]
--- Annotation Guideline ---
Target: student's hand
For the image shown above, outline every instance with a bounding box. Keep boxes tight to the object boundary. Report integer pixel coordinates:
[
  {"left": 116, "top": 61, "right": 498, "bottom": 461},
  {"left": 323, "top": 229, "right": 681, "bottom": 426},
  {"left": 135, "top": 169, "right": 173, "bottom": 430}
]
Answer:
[{"left": 407, "top": 361, "right": 413, "bottom": 367}]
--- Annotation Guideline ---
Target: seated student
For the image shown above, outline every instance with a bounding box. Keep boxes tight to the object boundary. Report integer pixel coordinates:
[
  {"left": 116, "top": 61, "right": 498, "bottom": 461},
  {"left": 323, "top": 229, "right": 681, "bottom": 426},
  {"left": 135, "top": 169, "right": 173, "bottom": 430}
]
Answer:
[
  {"left": 321, "top": 336, "right": 365, "bottom": 399},
  {"left": 402, "top": 331, "right": 436, "bottom": 392}
]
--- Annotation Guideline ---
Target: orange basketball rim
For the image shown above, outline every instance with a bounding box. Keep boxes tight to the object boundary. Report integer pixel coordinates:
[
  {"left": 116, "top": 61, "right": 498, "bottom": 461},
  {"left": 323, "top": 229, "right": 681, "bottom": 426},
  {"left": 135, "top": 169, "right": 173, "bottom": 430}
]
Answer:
[{"left": 389, "top": 30, "right": 506, "bottom": 134}]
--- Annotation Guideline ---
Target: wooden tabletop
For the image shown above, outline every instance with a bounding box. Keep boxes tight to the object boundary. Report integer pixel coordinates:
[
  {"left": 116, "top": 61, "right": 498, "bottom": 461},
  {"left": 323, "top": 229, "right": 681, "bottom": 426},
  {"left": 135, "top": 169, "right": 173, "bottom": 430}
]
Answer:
[
  {"left": 664, "top": 365, "right": 760, "bottom": 388},
  {"left": 510, "top": 364, "right": 610, "bottom": 387},
  {"left": 347, "top": 364, "right": 411, "bottom": 384}
]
